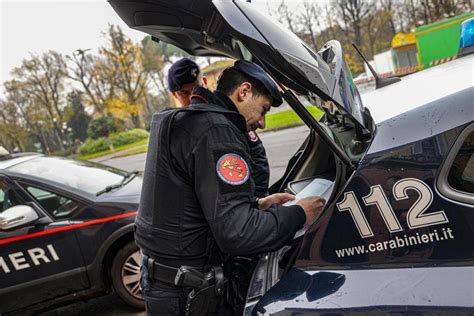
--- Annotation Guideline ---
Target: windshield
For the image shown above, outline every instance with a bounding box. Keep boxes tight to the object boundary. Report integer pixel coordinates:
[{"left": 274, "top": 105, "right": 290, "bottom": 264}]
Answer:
[{"left": 7, "top": 156, "right": 128, "bottom": 195}]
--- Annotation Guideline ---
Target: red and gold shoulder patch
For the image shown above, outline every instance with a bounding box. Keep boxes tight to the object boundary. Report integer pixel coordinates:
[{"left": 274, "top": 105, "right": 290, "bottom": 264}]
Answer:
[{"left": 216, "top": 153, "right": 250, "bottom": 185}]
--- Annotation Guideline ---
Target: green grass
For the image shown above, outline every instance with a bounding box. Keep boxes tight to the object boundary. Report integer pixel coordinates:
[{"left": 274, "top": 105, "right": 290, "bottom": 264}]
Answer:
[
  {"left": 113, "top": 145, "right": 149, "bottom": 158},
  {"left": 77, "top": 138, "right": 149, "bottom": 160},
  {"left": 263, "top": 106, "right": 323, "bottom": 131}
]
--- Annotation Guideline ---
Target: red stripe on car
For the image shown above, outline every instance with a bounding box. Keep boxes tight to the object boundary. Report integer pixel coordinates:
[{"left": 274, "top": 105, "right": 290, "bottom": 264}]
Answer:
[{"left": 0, "top": 212, "right": 137, "bottom": 245}]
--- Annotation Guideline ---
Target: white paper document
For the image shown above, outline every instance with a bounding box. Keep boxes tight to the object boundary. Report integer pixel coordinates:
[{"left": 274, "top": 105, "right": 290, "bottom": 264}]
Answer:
[
  {"left": 284, "top": 178, "right": 334, "bottom": 206},
  {"left": 283, "top": 178, "right": 334, "bottom": 238}
]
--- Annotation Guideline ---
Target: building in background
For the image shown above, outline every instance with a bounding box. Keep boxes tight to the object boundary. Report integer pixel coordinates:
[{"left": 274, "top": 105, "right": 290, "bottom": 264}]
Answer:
[
  {"left": 415, "top": 11, "right": 474, "bottom": 68},
  {"left": 201, "top": 59, "right": 233, "bottom": 90},
  {"left": 391, "top": 32, "right": 418, "bottom": 72},
  {"left": 355, "top": 11, "right": 474, "bottom": 88}
]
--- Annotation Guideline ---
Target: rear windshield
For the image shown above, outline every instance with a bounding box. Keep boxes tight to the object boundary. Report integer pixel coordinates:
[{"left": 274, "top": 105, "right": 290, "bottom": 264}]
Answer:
[{"left": 7, "top": 156, "right": 127, "bottom": 195}]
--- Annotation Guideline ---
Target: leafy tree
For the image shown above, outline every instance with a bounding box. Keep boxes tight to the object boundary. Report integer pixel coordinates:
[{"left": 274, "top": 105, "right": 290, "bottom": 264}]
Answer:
[
  {"left": 66, "top": 26, "right": 189, "bottom": 132},
  {"left": 0, "top": 99, "right": 28, "bottom": 152},
  {"left": 67, "top": 49, "right": 112, "bottom": 116},
  {"left": 3, "top": 79, "right": 54, "bottom": 152},
  {"left": 140, "top": 36, "right": 181, "bottom": 114},
  {"left": 105, "top": 96, "right": 139, "bottom": 122},
  {"left": 99, "top": 25, "right": 148, "bottom": 127},
  {"left": 66, "top": 91, "right": 91, "bottom": 142},
  {"left": 87, "top": 116, "right": 124, "bottom": 139},
  {"left": 10, "top": 51, "right": 69, "bottom": 151}
]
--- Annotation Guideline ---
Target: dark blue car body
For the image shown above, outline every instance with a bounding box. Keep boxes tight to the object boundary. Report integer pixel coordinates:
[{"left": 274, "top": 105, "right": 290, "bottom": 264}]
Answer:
[
  {"left": 0, "top": 155, "right": 142, "bottom": 314},
  {"left": 247, "top": 56, "right": 474, "bottom": 314}
]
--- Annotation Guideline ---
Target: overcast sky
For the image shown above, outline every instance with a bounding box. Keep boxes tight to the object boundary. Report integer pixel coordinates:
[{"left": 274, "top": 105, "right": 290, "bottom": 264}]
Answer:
[{"left": 0, "top": 0, "right": 280, "bottom": 91}]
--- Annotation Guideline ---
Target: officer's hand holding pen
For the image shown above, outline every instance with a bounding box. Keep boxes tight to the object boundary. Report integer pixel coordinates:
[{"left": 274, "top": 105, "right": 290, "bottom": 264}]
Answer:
[
  {"left": 297, "top": 196, "right": 326, "bottom": 226},
  {"left": 257, "top": 193, "right": 295, "bottom": 210}
]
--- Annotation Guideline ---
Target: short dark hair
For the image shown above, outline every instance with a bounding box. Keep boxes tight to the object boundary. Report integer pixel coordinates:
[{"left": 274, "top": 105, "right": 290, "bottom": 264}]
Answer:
[{"left": 216, "top": 67, "right": 270, "bottom": 99}]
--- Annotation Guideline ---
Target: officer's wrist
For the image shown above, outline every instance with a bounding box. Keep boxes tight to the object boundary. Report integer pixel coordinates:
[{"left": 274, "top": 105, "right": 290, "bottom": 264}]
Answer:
[
  {"left": 251, "top": 197, "right": 259, "bottom": 208},
  {"left": 251, "top": 196, "right": 264, "bottom": 209}
]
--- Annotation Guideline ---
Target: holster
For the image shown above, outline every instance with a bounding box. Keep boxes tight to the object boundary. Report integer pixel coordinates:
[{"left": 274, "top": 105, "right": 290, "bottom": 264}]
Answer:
[
  {"left": 224, "top": 256, "right": 258, "bottom": 315},
  {"left": 185, "top": 266, "right": 226, "bottom": 316}
]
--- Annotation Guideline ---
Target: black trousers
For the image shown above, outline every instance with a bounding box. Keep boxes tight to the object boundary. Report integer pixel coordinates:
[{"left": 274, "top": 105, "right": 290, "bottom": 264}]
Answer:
[
  {"left": 140, "top": 256, "right": 188, "bottom": 315},
  {"left": 140, "top": 257, "right": 233, "bottom": 316}
]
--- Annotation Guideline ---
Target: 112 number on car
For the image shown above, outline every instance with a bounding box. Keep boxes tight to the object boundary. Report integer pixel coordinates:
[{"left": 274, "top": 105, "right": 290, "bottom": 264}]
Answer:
[{"left": 337, "top": 178, "right": 449, "bottom": 238}]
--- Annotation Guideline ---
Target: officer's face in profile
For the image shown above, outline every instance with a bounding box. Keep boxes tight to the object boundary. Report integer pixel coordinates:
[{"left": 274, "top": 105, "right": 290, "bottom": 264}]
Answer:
[
  {"left": 172, "top": 83, "right": 195, "bottom": 107},
  {"left": 234, "top": 82, "right": 272, "bottom": 132},
  {"left": 172, "top": 76, "right": 208, "bottom": 107}
]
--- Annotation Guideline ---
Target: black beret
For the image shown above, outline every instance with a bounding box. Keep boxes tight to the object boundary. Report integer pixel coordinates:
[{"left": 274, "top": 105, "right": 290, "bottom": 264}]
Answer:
[
  {"left": 168, "top": 58, "right": 200, "bottom": 92},
  {"left": 234, "top": 60, "right": 283, "bottom": 107}
]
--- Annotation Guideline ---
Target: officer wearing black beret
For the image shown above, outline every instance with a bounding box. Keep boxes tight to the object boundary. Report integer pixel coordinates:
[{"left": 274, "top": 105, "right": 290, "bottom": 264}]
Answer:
[
  {"left": 168, "top": 58, "right": 208, "bottom": 107},
  {"left": 137, "top": 60, "right": 325, "bottom": 315}
]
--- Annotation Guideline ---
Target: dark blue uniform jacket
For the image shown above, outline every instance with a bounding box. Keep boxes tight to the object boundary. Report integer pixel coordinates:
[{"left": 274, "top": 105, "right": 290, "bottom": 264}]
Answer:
[
  {"left": 135, "top": 95, "right": 305, "bottom": 267},
  {"left": 190, "top": 87, "right": 270, "bottom": 197}
]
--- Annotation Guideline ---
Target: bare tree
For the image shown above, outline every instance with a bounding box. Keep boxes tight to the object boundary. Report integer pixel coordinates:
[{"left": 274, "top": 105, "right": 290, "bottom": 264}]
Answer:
[
  {"left": 268, "top": 0, "right": 300, "bottom": 34},
  {"left": 299, "top": 1, "right": 321, "bottom": 50},
  {"left": 332, "top": 0, "right": 374, "bottom": 47},
  {"left": 432, "top": 0, "right": 471, "bottom": 19},
  {"left": 364, "top": 9, "right": 393, "bottom": 57},
  {"left": 380, "top": 0, "right": 398, "bottom": 35},
  {"left": 393, "top": 0, "right": 471, "bottom": 32},
  {"left": 67, "top": 50, "right": 109, "bottom": 115}
]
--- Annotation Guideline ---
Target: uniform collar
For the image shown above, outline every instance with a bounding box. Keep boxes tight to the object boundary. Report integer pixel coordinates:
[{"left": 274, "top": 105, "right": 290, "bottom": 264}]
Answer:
[
  {"left": 190, "top": 87, "right": 216, "bottom": 105},
  {"left": 213, "top": 90, "right": 239, "bottom": 113},
  {"left": 190, "top": 87, "right": 247, "bottom": 134}
]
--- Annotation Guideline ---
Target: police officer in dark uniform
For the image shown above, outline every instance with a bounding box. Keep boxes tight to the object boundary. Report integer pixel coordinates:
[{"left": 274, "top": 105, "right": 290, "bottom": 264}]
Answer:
[
  {"left": 137, "top": 60, "right": 325, "bottom": 315},
  {"left": 167, "top": 58, "right": 208, "bottom": 107},
  {"left": 167, "top": 58, "right": 270, "bottom": 197}
]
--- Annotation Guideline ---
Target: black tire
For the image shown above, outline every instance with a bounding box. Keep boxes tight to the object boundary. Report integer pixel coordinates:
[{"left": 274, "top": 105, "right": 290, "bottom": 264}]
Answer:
[{"left": 111, "top": 241, "right": 145, "bottom": 309}]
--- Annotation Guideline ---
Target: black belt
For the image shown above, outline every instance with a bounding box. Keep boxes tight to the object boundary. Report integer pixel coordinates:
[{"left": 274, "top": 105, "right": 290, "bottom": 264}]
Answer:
[{"left": 145, "top": 256, "right": 213, "bottom": 289}]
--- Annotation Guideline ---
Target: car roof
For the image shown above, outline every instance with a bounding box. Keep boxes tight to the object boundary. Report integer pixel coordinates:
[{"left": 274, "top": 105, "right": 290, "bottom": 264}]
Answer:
[
  {"left": 361, "top": 54, "right": 474, "bottom": 124},
  {"left": 0, "top": 154, "right": 42, "bottom": 170}
]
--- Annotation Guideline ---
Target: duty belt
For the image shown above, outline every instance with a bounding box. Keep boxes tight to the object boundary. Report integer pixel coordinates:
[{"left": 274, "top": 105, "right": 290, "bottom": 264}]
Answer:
[{"left": 145, "top": 256, "right": 224, "bottom": 292}]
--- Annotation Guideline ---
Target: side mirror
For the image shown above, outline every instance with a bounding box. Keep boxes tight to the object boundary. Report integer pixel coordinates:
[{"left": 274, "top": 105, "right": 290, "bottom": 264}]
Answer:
[{"left": 0, "top": 205, "right": 39, "bottom": 230}]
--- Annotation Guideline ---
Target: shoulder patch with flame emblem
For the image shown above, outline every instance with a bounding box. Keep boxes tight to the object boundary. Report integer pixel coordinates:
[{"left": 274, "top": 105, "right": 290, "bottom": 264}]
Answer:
[{"left": 216, "top": 153, "right": 250, "bottom": 185}]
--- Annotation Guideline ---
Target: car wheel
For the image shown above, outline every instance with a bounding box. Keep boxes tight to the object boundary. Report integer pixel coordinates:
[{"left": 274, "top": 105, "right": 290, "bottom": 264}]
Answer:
[{"left": 111, "top": 241, "right": 144, "bottom": 309}]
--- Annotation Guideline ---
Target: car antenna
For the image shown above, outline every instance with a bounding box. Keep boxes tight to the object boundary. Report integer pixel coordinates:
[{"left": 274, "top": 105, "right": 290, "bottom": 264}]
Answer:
[{"left": 352, "top": 43, "right": 401, "bottom": 89}]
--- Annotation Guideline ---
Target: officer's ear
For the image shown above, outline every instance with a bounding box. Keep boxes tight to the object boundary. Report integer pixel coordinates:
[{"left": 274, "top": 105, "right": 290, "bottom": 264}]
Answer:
[{"left": 237, "top": 82, "right": 252, "bottom": 102}]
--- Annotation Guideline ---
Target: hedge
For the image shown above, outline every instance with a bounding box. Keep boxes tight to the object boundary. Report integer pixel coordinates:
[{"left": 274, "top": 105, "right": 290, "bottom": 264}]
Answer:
[{"left": 79, "top": 129, "right": 149, "bottom": 155}]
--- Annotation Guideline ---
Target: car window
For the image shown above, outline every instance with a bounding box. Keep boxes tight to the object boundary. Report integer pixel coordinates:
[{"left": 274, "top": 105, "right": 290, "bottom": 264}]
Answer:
[
  {"left": 7, "top": 156, "right": 127, "bottom": 195},
  {"left": 447, "top": 131, "right": 474, "bottom": 194},
  {"left": 0, "top": 179, "right": 25, "bottom": 213},
  {"left": 24, "top": 185, "right": 79, "bottom": 219}
]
